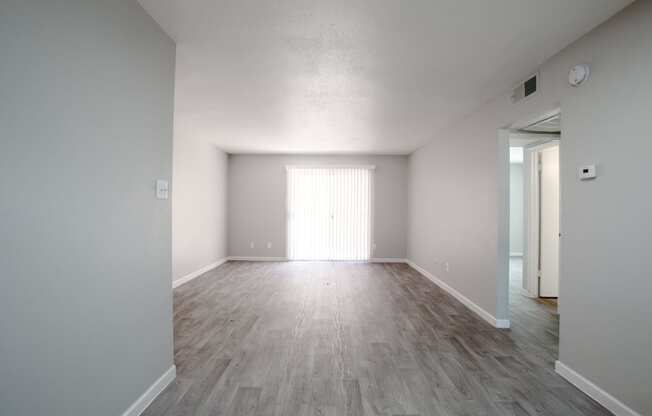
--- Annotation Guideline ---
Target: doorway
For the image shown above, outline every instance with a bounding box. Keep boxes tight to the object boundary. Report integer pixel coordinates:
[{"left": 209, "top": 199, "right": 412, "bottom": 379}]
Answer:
[
  {"left": 507, "top": 113, "right": 561, "bottom": 319},
  {"left": 286, "top": 166, "right": 373, "bottom": 261}
]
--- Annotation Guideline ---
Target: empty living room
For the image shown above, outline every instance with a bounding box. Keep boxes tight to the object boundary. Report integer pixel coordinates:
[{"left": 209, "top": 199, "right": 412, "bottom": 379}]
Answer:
[{"left": 2, "top": 1, "right": 652, "bottom": 415}]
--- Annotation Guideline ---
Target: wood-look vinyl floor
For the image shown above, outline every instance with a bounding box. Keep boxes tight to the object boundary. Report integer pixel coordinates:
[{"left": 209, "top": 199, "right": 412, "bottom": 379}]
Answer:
[{"left": 143, "top": 261, "right": 610, "bottom": 416}]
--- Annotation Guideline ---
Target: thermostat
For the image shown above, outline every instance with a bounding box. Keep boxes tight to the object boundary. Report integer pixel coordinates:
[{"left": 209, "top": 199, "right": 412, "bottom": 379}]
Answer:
[{"left": 579, "top": 165, "right": 596, "bottom": 180}]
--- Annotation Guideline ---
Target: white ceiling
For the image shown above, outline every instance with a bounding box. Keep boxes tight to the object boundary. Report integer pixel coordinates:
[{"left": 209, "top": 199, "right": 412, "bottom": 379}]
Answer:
[{"left": 138, "top": 0, "right": 632, "bottom": 154}]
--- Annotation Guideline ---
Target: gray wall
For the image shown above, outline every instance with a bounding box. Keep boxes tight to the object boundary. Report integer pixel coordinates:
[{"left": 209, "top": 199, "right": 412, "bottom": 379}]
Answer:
[
  {"left": 407, "top": 1, "right": 651, "bottom": 414},
  {"left": 173, "top": 139, "right": 228, "bottom": 281},
  {"left": 509, "top": 163, "right": 524, "bottom": 255},
  {"left": 0, "top": 1, "right": 175, "bottom": 415},
  {"left": 228, "top": 154, "right": 408, "bottom": 259}
]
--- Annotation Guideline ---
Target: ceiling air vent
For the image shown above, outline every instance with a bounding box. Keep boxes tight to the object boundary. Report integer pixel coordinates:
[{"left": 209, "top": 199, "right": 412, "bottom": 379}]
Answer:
[{"left": 511, "top": 73, "right": 538, "bottom": 103}]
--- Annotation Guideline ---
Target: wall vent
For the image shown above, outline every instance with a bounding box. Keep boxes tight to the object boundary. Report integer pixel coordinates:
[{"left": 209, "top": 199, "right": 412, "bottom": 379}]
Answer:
[{"left": 511, "top": 73, "right": 538, "bottom": 103}]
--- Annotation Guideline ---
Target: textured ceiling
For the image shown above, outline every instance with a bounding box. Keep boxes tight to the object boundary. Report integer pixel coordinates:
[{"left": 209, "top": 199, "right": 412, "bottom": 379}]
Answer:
[{"left": 138, "top": 0, "right": 632, "bottom": 154}]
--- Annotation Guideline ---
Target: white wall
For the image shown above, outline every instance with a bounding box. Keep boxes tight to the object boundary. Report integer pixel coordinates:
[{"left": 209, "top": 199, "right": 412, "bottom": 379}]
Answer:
[
  {"left": 407, "top": 1, "right": 651, "bottom": 414},
  {"left": 172, "top": 138, "right": 228, "bottom": 281},
  {"left": 509, "top": 163, "right": 524, "bottom": 255},
  {"left": 0, "top": 1, "right": 175, "bottom": 415},
  {"left": 228, "top": 155, "right": 408, "bottom": 259}
]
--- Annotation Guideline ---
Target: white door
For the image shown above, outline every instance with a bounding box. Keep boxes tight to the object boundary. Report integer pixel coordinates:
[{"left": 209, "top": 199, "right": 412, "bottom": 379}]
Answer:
[
  {"left": 539, "top": 145, "right": 560, "bottom": 297},
  {"left": 287, "top": 167, "right": 372, "bottom": 261}
]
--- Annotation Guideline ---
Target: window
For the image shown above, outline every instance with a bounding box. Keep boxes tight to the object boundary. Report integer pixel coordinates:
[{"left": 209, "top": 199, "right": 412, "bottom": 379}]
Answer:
[{"left": 287, "top": 166, "right": 373, "bottom": 261}]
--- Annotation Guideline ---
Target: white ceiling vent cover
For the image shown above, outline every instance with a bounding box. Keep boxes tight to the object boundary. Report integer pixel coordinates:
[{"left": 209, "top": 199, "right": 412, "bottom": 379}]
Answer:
[{"left": 511, "top": 73, "right": 538, "bottom": 103}]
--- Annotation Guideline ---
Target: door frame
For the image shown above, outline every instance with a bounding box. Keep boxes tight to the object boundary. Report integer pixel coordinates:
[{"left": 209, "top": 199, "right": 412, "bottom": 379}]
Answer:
[{"left": 497, "top": 108, "right": 561, "bottom": 326}]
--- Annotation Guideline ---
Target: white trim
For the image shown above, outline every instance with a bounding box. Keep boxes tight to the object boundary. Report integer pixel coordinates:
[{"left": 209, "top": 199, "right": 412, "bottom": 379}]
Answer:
[
  {"left": 286, "top": 166, "right": 290, "bottom": 260},
  {"left": 525, "top": 138, "right": 560, "bottom": 152},
  {"left": 285, "top": 164, "right": 376, "bottom": 170},
  {"left": 523, "top": 144, "right": 540, "bottom": 298},
  {"left": 520, "top": 287, "right": 535, "bottom": 298},
  {"left": 407, "top": 260, "right": 510, "bottom": 329},
  {"left": 228, "top": 256, "right": 288, "bottom": 262},
  {"left": 511, "top": 108, "right": 561, "bottom": 132},
  {"left": 369, "top": 258, "right": 407, "bottom": 263},
  {"left": 497, "top": 129, "right": 511, "bottom": 325},
  {"left": 225, "top": 257, "right": 408, "bottom": 263},
  {"left": 172, "top": 258, "right": 227, "bottom": 289},
  {"left": 496, "top": 318, "right": 512, "bottom": 329},
  {"left": 222, "top": 150, "right": 408, "bottom": 156},
  {"left": 369, "top": 169, "right": 375, "bottom": 261},
  {"left": 494, "top": 319, "right": 511, "bottom": 329},
  {"left": 121, "top": 365, "right": 176, "bottom": 416},
  {"left": 509, "top": 252, "right": 523, "bottom": 257},
  {"left": 555, "top": 361, "right": 641, "bottom": 416}
]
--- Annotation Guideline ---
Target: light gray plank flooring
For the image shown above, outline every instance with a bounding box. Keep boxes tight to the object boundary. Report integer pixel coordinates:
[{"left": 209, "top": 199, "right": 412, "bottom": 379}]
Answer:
[{"left": 143, "top": 261, "right": 610, "bottom": 416}]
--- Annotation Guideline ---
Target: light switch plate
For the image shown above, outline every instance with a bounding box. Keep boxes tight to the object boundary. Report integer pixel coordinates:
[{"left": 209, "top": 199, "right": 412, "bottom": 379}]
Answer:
[{"left": 156, "top": 180, "right": 169, "bottom": 199}]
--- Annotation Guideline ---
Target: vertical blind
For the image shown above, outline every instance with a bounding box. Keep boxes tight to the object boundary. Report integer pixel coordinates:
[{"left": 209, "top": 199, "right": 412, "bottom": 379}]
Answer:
[{"left": 287, "top": 166, "right": 373, "bottom": 261}]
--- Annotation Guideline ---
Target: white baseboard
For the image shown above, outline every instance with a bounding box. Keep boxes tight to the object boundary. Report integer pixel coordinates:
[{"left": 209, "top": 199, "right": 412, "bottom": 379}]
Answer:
[
  {"left": 510, "top": 252, "right": 523, "bottom": 257},
  {"left": 369, "top": 258, "right": 408, "bottom": 263},
  {"left": 494, "top": 318, "right": 511, "bottom": 329},
  {"left": 121, "top": 365, "right": 176, "bottom": 416},
  {"left": 555, "top": 361, "right": 641, "bottom": 416},
  {"left": 172, "top": 258, "right": 227, "bottom": 289},
  {"left": 520, "top": 287, "right": 537, "bottom": 298},
  {"left": 406, "top": 260, "right": 510, "bottom": 329},
  {"left": 225, "top": 257, "right": 407, "bottom": 263},
  {"left": 227, "top": 256, "right": 288, "bottom": 262}
]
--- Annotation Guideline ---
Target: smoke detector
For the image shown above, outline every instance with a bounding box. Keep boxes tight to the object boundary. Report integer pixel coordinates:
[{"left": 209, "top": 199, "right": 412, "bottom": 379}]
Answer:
[{"left": 569, "top": 64, "right": 590, "bottom": 87}]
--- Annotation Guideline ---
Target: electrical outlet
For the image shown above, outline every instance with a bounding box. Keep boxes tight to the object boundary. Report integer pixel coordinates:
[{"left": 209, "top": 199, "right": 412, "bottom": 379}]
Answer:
[
  {"left": 250, "top": 242, "right": 255, "bottom": 249},
  {"left": 372, "top": 243, "right": 377, "bottom": 252},
  {"left": 267, "top": 242, "right": 272, "bottom": 249},
  {"left": 444, "top": 262, "right": 450, "bottom": 272}
]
